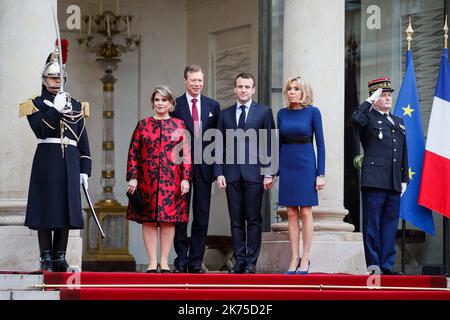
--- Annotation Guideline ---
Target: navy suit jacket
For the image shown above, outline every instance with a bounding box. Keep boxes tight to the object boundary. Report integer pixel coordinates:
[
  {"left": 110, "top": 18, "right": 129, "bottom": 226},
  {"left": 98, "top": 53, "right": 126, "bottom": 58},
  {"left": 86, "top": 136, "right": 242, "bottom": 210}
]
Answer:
[
  {"left": 171, "top": 94, "right": 220, "bottom": 183},
  {"left": 214, "top": 101, "right": 276, "bottom": 183},
  {"left": 352, "top": 101, "right": 408, "bottom": 193}
]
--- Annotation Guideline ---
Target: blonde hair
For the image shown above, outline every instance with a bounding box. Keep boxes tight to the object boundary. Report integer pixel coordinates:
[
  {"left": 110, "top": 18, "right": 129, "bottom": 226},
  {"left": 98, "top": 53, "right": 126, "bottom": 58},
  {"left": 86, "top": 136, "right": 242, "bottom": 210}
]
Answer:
[
  {"left": 150, "top": 86, "right": 177, "bottom": 112},
  {"left": 283, "top": 76, "right": 314, "bottom": 108}
]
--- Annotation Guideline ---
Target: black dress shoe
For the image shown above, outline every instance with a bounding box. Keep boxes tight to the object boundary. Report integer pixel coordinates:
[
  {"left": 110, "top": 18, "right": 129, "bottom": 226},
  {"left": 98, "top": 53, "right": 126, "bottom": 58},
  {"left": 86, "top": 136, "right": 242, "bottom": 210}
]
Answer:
[
  {"left": 244, "top": 265, "right": 256, "bottom": 274},
  {"left": 146, "top": 269, "right": 158, "bottom": 273},
  {"left": 52, "top": 251, "right": 69, "bottom": 272},
  {"left": 229, "top": 264, "right": 245, "bottom": 274},
  {"left": 173, "top": 267, "right": 187, "bottom": 273},
  {"left": 40, "top": 251, "right": 53, "bottom": 272},
  {"left": 189, "top": 267, "right": 205, "bottom": 274}
]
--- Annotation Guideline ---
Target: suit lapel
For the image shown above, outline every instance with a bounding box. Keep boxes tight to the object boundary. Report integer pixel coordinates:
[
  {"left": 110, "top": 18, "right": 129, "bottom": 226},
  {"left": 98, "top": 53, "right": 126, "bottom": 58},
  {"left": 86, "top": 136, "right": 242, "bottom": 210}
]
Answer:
[
  {"left": 384, "top": 113, "right": 394, "bottom": 128},
  {"left": 244, "top": 101, "right": 257, "bottom": 130},
  {"left": 230, "top": 103, "right": 238, "bottom": 129},
  {"left": 372, "top": 109, "right": 393, "bottom": 129},
  {"left": 391, "top": 115, "right": 403, "bottom": 131},
  {"left": 179, "top": 94, "right": 195, "bottom": 134},
  {"left": 201, "top": 95, "right": 209, "bottom": 133}
]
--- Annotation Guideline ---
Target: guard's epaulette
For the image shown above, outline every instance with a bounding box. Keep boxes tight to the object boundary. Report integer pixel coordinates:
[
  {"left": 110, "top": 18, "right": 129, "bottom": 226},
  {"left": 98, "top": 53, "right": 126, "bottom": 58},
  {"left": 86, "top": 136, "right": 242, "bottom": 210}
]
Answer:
[
  {"left": 18, "top": 96, "right": 39, "bottom": 117},
  {"left": 81, "top": 102, "right": 90, "bottom": 118}
]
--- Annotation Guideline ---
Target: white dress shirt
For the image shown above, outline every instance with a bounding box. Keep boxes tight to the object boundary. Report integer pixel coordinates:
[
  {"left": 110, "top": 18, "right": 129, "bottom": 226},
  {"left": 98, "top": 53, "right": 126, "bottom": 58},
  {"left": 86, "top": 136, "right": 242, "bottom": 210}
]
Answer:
[
  {"left": 235, "top": 99, "right": 252, "bottom": 126},
  {"left": 186, "top": 92, "right": 202, "bottom": 121}
]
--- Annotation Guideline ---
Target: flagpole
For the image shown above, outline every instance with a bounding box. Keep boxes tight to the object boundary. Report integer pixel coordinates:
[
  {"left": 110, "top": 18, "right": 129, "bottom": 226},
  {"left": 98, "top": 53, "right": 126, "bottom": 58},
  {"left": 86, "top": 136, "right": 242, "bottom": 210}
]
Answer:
[
  {"left": 444, "top": 218, "right": 449, "bottom": 275},
  {"left": 443, "top": 15, "right": 449, "bottom": 276},
  {"left": 400, "top": 17, "right": 414, "bottom": 275},
  {"left": 442, "top": 15, "right": 449, "bottom": 276},
  {"left": 401, "top": 220, "right": 406, "bottom": 274}
]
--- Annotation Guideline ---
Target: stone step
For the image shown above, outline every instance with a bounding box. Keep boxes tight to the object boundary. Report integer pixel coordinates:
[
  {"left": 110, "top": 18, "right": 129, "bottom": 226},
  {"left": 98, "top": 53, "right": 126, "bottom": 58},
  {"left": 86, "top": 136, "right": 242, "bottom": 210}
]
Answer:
[
  {"left": 0, "top": 226, "right": 82, "bottom": 271},
  {"left": 0, "top": 291, "right": 11, "bottom": 300},
  {"left": 0, "top": 290, "right": 60, "bottom": 300},
  {"left": 0, "top": 274, "right": 43, "bottom": 291},
  {"left": 0, "top": 274, "right": 60, "bottom": 300}
]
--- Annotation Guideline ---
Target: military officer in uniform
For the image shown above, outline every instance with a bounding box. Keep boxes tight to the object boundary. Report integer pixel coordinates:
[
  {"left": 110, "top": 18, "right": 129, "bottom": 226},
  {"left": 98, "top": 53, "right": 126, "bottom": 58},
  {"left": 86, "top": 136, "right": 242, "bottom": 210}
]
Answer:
[
  {"left": 19, "top": 40, "right": 92, "bottom": 272},
  {"left": 352, "top": 78, "right": 408, "bottom": 275}
]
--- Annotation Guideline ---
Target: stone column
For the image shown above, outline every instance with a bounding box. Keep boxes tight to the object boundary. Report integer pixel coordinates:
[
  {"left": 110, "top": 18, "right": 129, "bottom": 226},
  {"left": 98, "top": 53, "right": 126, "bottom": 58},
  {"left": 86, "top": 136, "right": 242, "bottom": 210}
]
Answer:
[
  {"left": 258, "top": 0, "right": 366, "bottom": 274},
  {"left": 0, "top": 0, "right": 82, "bottom": 271}
]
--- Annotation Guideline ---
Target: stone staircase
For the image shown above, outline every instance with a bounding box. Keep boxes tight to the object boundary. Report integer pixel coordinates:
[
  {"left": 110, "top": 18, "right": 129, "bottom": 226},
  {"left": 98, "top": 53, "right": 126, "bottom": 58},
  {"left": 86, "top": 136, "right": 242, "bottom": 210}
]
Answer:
[{"left": 0, "top": 274, "right": 60, "bottom": 300}]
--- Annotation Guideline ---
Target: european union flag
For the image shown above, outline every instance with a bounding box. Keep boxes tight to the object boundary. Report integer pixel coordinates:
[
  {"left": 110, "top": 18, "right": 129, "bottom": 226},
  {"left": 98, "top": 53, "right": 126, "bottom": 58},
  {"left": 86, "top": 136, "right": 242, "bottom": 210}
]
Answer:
[{"left": 393, "top": 50, "right": 435, "bottom": 235}]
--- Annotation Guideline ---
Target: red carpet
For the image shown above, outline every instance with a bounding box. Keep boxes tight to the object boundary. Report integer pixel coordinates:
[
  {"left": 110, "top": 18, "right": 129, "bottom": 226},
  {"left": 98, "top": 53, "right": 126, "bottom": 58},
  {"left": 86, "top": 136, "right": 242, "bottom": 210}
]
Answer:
[{"left": 40, "top": 272, "right": 450, "bottom": 300}]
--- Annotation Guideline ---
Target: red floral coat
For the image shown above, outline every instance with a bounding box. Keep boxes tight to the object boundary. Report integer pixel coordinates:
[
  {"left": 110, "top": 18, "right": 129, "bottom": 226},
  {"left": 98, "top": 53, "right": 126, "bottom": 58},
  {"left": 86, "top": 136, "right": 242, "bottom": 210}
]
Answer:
[{"left": 126, "top": 117, "right": 192, "bottom": 223}]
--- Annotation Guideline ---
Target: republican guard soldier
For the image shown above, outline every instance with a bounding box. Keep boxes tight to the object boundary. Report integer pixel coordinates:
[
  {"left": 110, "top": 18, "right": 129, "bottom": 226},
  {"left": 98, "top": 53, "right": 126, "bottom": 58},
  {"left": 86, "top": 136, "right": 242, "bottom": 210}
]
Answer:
[
  {"left": 19, "top": 40, "right": 92, "bottom": 272},
  {"left": 352, "top": 78, "right": 408, "bottom": 275}
]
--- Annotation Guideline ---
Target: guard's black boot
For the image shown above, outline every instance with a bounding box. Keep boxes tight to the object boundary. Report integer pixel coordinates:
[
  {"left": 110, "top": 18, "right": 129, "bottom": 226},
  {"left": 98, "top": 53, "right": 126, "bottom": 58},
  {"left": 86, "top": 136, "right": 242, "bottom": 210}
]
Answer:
[
  {"left": 52, "top": 251, "right": 69, "bottom": 272},
  {"left": 40, "top": 250, "right": 53, "bottom": 272}
]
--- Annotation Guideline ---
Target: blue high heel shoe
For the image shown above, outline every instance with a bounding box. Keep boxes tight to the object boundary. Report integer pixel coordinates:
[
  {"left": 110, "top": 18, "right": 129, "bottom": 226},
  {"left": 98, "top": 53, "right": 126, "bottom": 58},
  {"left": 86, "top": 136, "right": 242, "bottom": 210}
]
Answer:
[
  {"left": 295, "top": 259, "right": 310, "bottom": 275},
  {"left": 285, "top": 259, "right": 301, "bottom": 275}
]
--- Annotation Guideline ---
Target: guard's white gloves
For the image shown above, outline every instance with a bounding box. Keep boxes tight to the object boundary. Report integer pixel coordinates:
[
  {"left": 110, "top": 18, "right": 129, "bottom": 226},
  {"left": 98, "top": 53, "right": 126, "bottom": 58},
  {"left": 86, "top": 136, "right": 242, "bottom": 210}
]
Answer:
[
  {"left": 366, "top": 88, "right": 383, "bottom": 105},
  {"left": 401, "top": 182, "right": 407, "bottom": 197},
  {"left": 44, "top": 92, "right": 72, "bottom": 114},
  {"left": 80, "top": 173, "right": 89, "bottom": 189}
]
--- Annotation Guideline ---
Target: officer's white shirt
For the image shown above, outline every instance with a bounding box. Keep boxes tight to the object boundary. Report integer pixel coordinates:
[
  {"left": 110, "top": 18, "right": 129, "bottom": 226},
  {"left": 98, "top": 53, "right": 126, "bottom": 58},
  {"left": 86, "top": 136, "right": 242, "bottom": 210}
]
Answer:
[{"left": 374, "top": 109, "right": 395, "bottom": 126}]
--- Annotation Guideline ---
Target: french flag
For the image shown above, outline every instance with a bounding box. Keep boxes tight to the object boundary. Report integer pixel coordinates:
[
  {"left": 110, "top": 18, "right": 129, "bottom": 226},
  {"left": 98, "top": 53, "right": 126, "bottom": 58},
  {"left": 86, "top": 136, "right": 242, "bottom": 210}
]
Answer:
[{"left": 419, "top": 48, "right": 450, "bottom": 218}]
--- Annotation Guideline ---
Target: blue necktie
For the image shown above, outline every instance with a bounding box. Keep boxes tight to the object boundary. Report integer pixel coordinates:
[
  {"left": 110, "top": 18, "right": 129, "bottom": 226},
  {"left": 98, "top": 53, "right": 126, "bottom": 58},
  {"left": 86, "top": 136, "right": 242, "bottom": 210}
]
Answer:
[{"left": 238, "top": 105, "right": 246, "bottom": 129}]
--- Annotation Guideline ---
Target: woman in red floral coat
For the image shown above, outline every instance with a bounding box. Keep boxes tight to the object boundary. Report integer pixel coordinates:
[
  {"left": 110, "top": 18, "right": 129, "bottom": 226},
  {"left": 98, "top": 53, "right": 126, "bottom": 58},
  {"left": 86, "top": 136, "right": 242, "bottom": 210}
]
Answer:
[{"left": 126, "top": 86, "right": 192, "bottom": 273}]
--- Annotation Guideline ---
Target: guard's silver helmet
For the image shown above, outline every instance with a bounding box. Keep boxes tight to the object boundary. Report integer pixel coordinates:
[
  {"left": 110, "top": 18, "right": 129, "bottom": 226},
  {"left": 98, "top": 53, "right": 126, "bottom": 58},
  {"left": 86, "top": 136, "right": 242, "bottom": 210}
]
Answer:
[{"left": 42, "top": 40, "right": 69, "bottom": 89}]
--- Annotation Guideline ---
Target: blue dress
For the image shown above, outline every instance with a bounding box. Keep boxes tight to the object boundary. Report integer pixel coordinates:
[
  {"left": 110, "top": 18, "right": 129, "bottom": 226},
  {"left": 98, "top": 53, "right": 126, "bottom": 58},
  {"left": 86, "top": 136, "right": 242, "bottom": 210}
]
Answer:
[{"left": 277, "top": 106, "right": 325, "bottom": 206}]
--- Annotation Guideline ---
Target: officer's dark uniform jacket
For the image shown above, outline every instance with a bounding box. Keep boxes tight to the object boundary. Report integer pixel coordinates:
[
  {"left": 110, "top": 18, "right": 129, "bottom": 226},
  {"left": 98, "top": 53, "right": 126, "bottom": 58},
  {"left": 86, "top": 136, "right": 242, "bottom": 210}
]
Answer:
[
  {"left": 20, "top": 88, "right": 92, "bottom": 230},
  {"left": 352, "top": 101, "right": 408, "bottom": 193}
]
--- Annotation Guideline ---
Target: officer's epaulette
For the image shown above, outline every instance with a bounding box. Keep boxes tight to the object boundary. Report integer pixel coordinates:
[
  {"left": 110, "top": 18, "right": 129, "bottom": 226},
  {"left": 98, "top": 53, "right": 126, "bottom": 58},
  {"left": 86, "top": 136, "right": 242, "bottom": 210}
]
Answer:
[
  {"left": 81, "top": 102, "right": 90, "bottom": 118},
  {"left": 18, "top": 96, "right": 39, "bottom": 117}
]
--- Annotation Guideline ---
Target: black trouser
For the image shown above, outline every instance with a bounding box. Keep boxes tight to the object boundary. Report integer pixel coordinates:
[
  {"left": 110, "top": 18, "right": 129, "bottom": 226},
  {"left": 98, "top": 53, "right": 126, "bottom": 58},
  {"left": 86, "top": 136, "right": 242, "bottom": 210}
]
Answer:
[
  {"left": 225, "top": 178, "right": 264, "bottom": 267},
  {"left": 174, "top": 167, "right": 212, "bottom": 271},
  {"left": 38, "top": 228, "right": 69, "bottom": 256}
]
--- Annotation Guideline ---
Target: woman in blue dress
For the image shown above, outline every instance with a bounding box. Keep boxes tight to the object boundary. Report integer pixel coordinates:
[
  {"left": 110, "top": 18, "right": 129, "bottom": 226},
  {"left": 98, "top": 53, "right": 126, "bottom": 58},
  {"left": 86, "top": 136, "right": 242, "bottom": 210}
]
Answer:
[{"left": 277, "top": 76, "right": 325, "bottom": 274}]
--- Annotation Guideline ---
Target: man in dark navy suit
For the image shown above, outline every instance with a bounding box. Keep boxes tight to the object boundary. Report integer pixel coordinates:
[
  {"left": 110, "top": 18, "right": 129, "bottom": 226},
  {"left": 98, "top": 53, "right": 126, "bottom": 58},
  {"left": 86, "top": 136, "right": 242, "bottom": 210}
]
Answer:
[
  {"left": 352, "top": 78, "right": 408, "bottom": 275},
  {"left": 171, "top": 65, "right": 220, "bottom": 273},
  {"left": 214, "top": 73, "right": 276, "bottom": 274}
]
